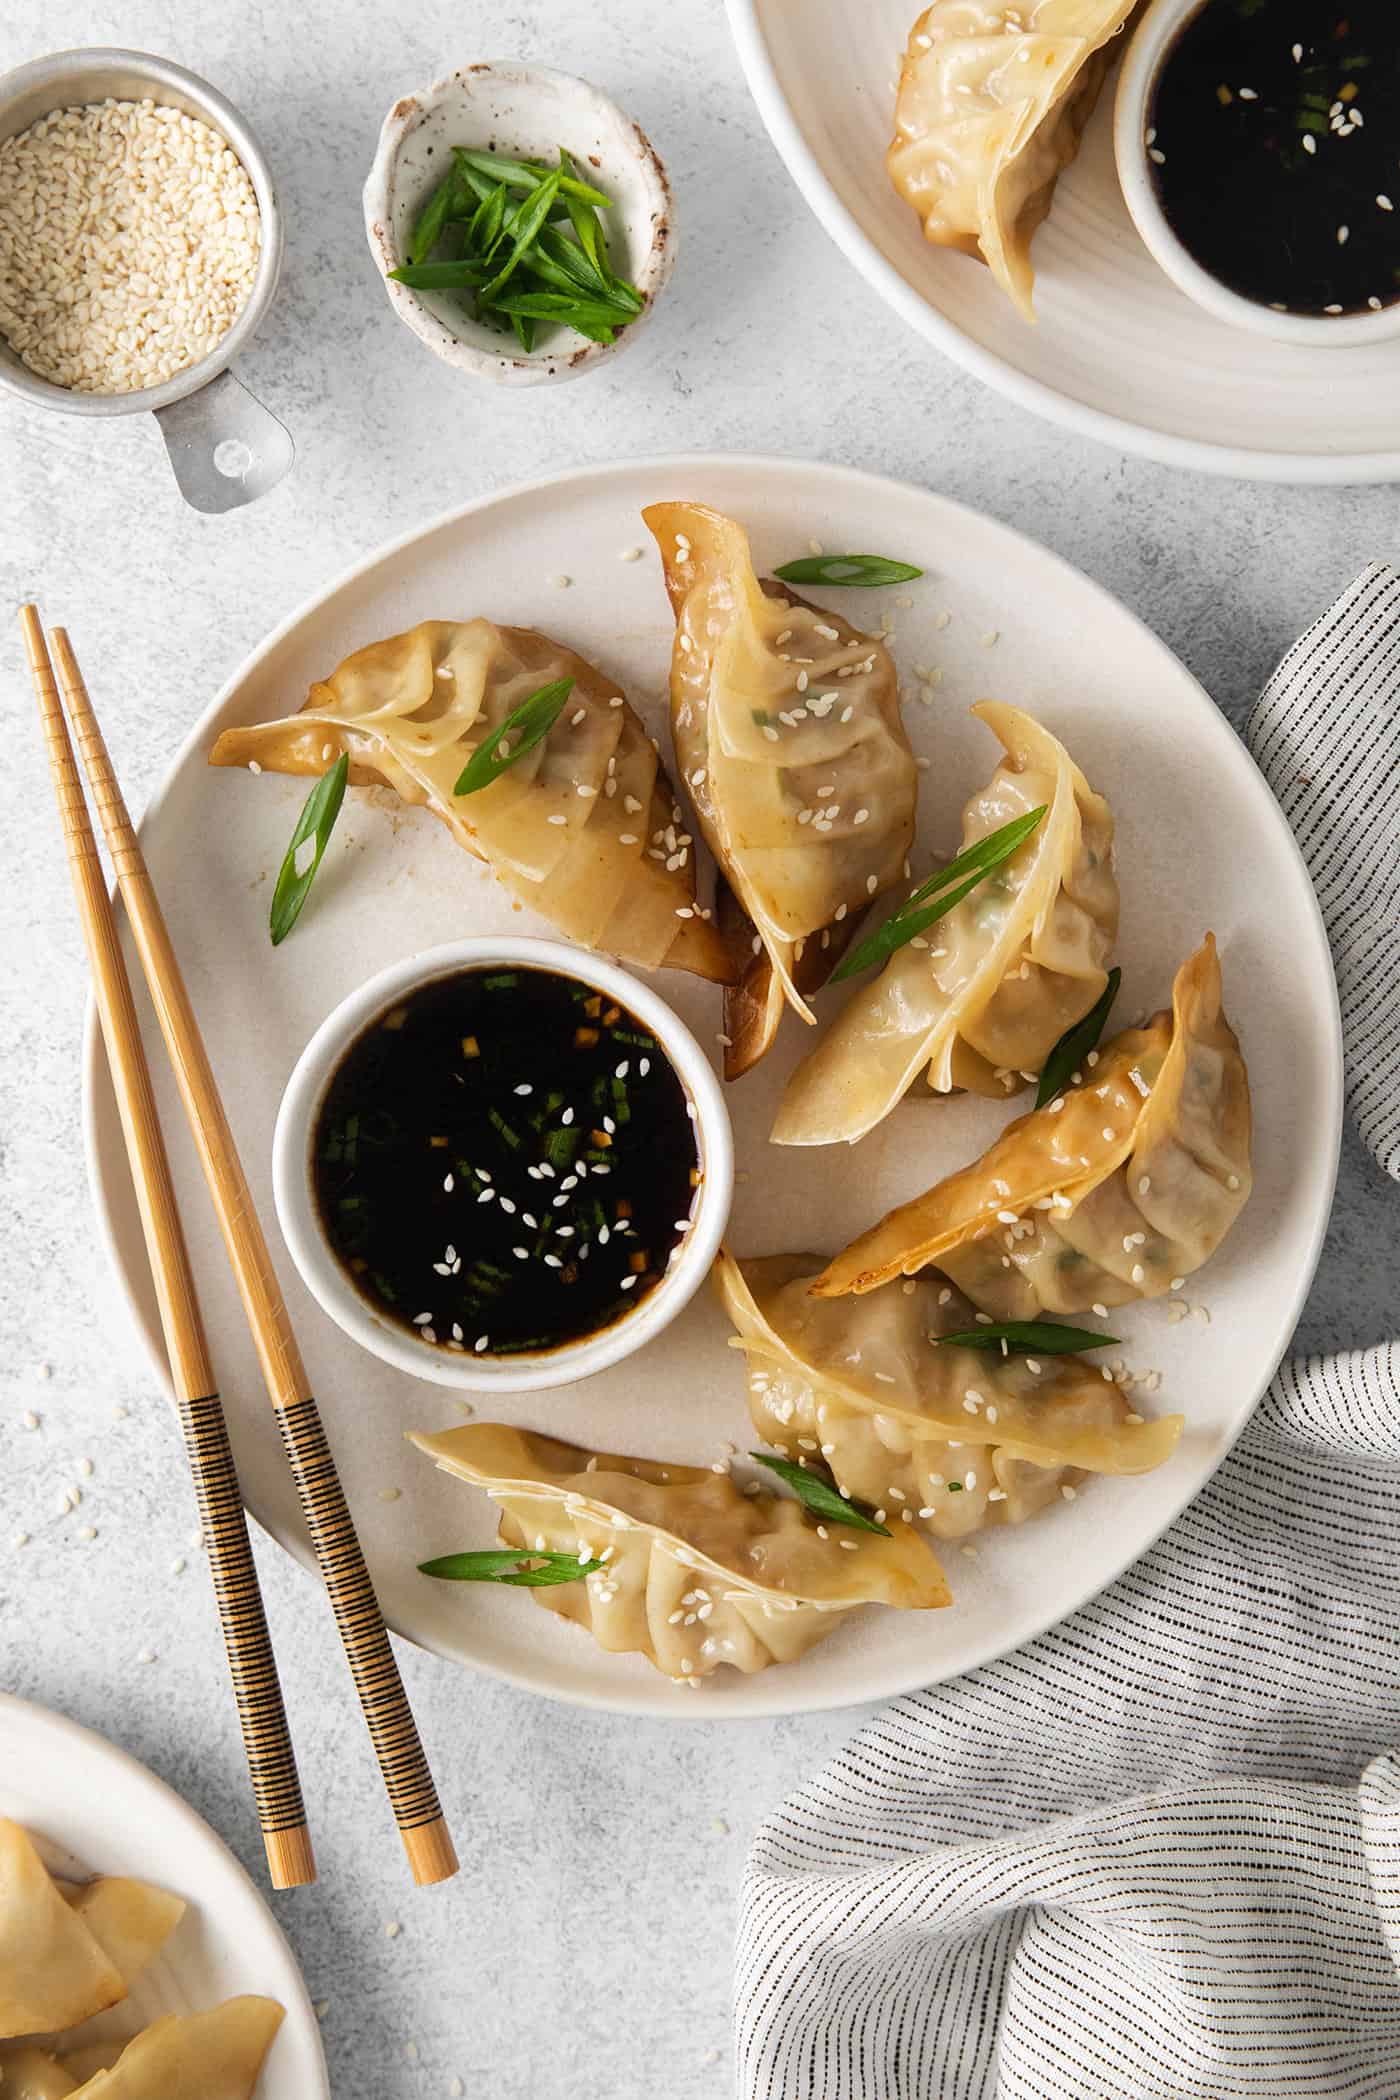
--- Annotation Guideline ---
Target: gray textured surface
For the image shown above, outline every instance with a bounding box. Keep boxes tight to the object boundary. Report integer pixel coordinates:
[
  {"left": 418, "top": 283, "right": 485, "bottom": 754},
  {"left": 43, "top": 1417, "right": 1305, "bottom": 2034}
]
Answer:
[{"left": 0, "top": 4, "right": 1396, "bottom": 2096}]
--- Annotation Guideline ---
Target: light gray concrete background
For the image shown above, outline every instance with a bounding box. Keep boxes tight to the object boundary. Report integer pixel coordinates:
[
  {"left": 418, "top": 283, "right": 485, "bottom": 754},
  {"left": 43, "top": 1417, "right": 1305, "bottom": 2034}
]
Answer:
[{"left": 1, "top": 4, "right": 1396, "bottom": 2096}]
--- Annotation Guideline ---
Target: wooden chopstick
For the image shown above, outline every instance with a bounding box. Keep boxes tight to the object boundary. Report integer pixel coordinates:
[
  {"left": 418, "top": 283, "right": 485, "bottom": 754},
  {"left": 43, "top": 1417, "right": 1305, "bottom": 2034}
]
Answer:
[
  {"left": 21, "top": 606, "right": 315, "bottom": 1891},
  {"left": 41, "top": 617, "right": 458, "bottom": 1889}
]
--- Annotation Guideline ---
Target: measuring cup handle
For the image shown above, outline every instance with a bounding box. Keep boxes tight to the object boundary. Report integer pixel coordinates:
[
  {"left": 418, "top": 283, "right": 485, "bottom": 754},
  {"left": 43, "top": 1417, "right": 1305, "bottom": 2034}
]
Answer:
[{"left": 153, "top": 367, "right": 294, "bottom": 513}]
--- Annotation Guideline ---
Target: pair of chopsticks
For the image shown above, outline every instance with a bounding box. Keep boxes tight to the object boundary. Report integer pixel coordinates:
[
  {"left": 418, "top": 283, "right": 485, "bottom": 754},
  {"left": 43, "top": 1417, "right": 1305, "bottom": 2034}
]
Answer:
[{"left": 22, "top": 607, "right": 457, "bottom": 1893}]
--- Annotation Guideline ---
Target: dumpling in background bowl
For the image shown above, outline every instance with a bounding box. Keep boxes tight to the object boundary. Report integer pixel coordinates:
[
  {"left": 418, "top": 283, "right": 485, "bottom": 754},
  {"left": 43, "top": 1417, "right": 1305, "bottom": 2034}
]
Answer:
[{"left": 888, "top": 0, "right": 1139, "bottom": 320}]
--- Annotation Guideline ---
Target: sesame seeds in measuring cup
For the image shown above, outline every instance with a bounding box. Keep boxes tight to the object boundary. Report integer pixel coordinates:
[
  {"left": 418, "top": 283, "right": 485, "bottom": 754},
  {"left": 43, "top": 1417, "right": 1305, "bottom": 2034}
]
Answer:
[{"left": 0, "top": 96, "right": 260, "bottom": 393}]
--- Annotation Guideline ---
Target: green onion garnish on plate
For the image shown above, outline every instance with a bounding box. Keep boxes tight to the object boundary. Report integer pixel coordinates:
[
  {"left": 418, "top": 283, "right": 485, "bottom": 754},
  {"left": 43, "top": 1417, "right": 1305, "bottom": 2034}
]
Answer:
[
  {"left": 1035, "top": 967, "right": 1122, "bottom": 1107},
  {"left": 830, "top": 805, "right": 1047, "bottom": 982},
  {"left": 418, "top": 1548, "right": 605, "bottom": 1587},
  {"left": 453, "top": 678, "right": 575, "bottom": 796},
  {"left": 750, "top": 1452, "right": 891, "bottom": 1535},
  {"left": 934, "top": 1321, "right": 1121, "bottom": 1355},
  {"left": 772, "top": 554, "right": 924, "bottom": 588},
  {"left": 269, "top": 753, "right": 349, "bottom": 947}
]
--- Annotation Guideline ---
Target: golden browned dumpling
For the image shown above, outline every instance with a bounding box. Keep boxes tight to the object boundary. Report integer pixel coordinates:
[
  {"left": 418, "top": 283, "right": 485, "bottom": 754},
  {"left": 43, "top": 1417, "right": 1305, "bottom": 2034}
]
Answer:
[
  {"left": 210, "top": 620, "right": 734, "bottom": 984},
  {"left": 888, "top": 0, "right": 1138, "bottom": 320}
]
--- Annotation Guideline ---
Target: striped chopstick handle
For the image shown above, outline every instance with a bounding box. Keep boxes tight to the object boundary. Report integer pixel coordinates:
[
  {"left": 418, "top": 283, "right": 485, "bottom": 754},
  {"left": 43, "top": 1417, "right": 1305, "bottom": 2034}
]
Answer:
[
  {"left": 277, "top": 1397, "right": 457, "bottom": 1882},
  {"left": 51, "top": 625, "right": 455, "bottom": 1887},
  {"left": 178, "top": 1393, "right": 309, "bottom": 1834},
  {"left": 22, "top": 606, "right": 313, "bottom": 1891}
]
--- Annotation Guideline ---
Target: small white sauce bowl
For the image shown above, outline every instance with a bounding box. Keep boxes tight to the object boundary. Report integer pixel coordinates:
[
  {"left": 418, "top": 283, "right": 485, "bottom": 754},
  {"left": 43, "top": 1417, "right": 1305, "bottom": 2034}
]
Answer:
[
  {"left": 273, "top": 937, "right": 732, "bottom": 1393},
  {"left": 362, "top": 59, "right": 675, "bottom": 386},
  {"left": 1114, "top": 0, "right": 1400, "bottom": 349}
]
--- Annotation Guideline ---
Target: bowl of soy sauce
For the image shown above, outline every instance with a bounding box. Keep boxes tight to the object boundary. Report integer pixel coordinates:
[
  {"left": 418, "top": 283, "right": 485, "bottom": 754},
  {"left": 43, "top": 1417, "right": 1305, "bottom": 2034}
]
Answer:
[
  {"left": 273, "top": 938, "right": 733, "bottom": 1391},
  {"left": 1115, "top": 0, "right": 1400, "bottom": 347}
]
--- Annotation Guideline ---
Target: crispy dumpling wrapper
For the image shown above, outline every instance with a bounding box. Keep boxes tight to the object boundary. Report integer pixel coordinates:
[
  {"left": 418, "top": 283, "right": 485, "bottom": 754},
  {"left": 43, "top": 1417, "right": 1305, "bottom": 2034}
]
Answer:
[
  {"left": 0, "top": 1822, "right": 123, "bottom": 2040},
  {"left": 65, "top": 1999, "right": 283, "bottom": 2100},
  {"left": 58, "top": 1879, "right": 185, "bottom": 1992},
  {"left": 888, "top": 0, "right": 1138, "bottom": 320},
  {"left": 643, "top": 502, "right": 917, "bottom": 1075},
  {"left": 209, "top": 620, "right": 733, "bottom": 984},
  {"left": 775, "top": 701, "right": 1117, "bottom": 1146},
  {"left": 0, "top": 2045, "right": 78, "bottom": 2097},
  {"left": 409, "top": 1422, "right": 949, "bottom": 1683},
  {"left": 717, "top": 1251, "right": 1179, "bottom": 1541},
  {"left": 815, "top": 936, "right": 1251, "bottom": 1309},
  {"left": 57, "top": 2048, "right": 122, "bottom": 2085}
]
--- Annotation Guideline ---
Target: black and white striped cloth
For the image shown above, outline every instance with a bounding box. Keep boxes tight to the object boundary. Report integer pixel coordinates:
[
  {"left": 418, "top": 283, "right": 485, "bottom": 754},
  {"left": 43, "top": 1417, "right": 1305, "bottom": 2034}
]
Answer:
[{"left": 736, "top": 568, "right": 1400, "bottom": 2099}]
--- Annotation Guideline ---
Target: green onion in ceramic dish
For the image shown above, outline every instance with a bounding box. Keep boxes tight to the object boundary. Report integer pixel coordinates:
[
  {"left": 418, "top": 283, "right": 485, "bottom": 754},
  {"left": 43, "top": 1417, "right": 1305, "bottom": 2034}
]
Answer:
[{"left": 391, "top": 145, "right": 643, "bottom": 349}]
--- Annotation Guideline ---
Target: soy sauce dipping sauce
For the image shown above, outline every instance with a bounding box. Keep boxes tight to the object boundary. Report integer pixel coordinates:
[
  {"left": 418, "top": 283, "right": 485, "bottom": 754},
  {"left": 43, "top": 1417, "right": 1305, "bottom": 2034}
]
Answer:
[
  {"left": 313, "top": 966, "right": 701, "bottom": 1358},
  {"left": 1149, "top": 1, "right": 1400, "bottom": 316}
]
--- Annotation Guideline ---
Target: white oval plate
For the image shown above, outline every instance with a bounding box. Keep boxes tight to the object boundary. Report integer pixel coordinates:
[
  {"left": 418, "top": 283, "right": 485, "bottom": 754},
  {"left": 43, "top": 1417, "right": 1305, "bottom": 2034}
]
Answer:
[
  {"left": 0, "top": 1693, "right": 328, "bottom": 2094},
  {"left": 726, "top": 0, "right": 1400, "bottom": 482},
  {"left": 85, "top": 455, "right": 1340, "bottom": 1717}
]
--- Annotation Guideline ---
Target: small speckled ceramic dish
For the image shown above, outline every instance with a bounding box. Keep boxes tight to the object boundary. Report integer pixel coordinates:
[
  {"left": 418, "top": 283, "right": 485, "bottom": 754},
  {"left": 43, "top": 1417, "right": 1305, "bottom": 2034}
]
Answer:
[{"left": 363, "top": 59, "right": 675, "bottom": 386}]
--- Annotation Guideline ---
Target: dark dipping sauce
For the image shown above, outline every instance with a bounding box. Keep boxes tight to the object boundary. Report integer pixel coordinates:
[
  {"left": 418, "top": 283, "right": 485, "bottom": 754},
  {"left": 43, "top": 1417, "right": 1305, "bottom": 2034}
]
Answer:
[
  {"left": 1149, "top": 1, "right": 1400, "bottom": 316},
  {"left": 313, "top": 966, "right": 701, "bottom": 1359}
]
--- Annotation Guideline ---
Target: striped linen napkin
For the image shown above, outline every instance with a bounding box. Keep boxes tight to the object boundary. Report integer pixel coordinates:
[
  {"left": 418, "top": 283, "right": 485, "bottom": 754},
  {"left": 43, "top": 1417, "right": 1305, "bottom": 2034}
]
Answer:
[{"left": 735, "top": 565, "right": 1400, "bottom": 2100}]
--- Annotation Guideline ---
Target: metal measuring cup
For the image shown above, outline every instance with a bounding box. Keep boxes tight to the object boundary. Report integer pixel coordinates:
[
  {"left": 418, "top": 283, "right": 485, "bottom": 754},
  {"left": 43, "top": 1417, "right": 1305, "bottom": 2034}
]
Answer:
[{"left": 0, "top": 47, "right": 291, "bottom": 513}]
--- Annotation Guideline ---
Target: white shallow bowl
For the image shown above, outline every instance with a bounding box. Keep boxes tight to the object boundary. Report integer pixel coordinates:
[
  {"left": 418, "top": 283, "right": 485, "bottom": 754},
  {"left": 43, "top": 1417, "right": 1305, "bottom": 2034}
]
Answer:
[
  {"left": 84, "top": 454, "right": 1340, "bottom": 1718},
  {"left": 363, "top": 59, "right": 674, "bottom": 386},
  {"left": 1115, "top": 0, "right": 1400, "bottom": 350},
  {"left": 726, "top": 0, "right": 1400, "bottom": 480},
  {"left": 272, "top": 936, "right": 733, "bottom": 1393},
  {"left": 0, "top": 1693, "right": 327, "bottom": 2097}
]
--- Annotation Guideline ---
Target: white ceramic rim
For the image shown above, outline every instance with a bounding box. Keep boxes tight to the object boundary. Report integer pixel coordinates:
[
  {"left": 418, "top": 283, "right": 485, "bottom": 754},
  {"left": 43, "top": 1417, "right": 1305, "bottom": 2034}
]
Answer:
[
  {"left": 361, "top": 58, "right": 674, "bottom": 388},
  {"left": 79, "top": 451, "right": 1342, "bottom": 1717},
  {"left": 1114, "top": 0, "right": 1400, "bottom": 350},
  {"left": 723, "top": 0, "right": 1400, "bottom": 483},
  {"left": 0, "top": 1691, "right": 329, "bottom": 2098},
  {"left": 271, "top": 934, "right": 734, "bottom": 1393}
]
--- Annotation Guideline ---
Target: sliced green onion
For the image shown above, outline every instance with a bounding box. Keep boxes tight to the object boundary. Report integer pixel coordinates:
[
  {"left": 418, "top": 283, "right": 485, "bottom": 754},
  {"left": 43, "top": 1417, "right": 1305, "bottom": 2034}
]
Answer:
[
  {"left": 831, "top": 806, "right": 1047, "bottom": 982},
  {"left": 269, "top": 754, "right": 348, "bottom": 947},
  {"left": 533, "top": 223, "right": 641, "bottom": 309},
  {"left": 1035, "top": 968, "right": 1122, "bottom": 1108},
  {"left": 749, "top": 1452, "right": 891, "bottom": 1536},
  {"left": 409, "top": 169, "right": 458, "bottom": 266},
  {"left": 479, "top": 166, "right": 564, "bottom": 305},
  {"left": 773, "top": 554, "right": 924, "bottom": 588},
  {"left": 389, "top": 260, "right": 487, "bottom": 289},
  {"left": 454, "top": 678, "right": 575, "bottom": 796},
  {"left": 468, "top": 178, "right": 510, "bottom": 259},
  {"left": 451, "top": 146, "right": 612, "bottom": 208},
  {"left": 935, "top": 1321, "right": 1121, "bottom": 1355},
  {"left": 419, "top": 1548, "right": 604, "bottom": 1587},
  {"left": 558, "top": 148, "right": 612, "bottom": 278}
]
